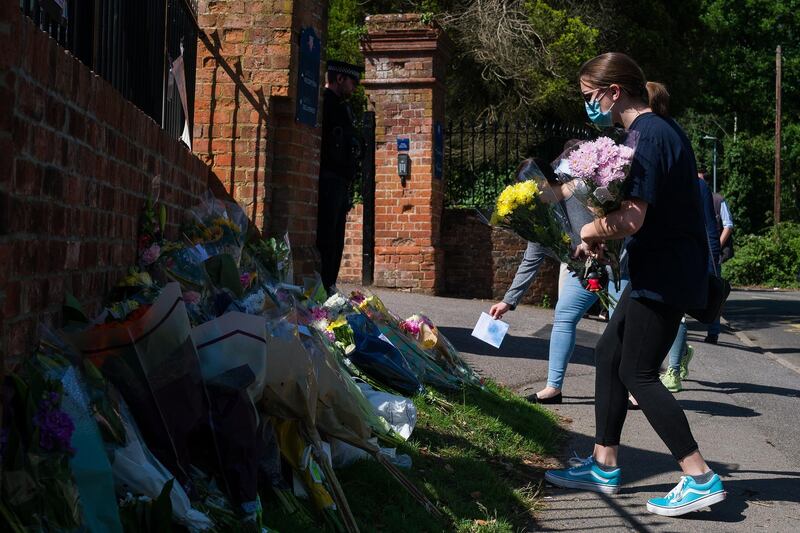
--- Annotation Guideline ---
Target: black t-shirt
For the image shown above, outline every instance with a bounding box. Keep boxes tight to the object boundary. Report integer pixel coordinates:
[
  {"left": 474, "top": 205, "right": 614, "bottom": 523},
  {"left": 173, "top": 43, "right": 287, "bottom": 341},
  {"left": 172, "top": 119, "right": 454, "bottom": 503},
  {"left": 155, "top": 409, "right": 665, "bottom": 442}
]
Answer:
[{"left": 624, "top": 113, "right": 708, "bottom": 309}]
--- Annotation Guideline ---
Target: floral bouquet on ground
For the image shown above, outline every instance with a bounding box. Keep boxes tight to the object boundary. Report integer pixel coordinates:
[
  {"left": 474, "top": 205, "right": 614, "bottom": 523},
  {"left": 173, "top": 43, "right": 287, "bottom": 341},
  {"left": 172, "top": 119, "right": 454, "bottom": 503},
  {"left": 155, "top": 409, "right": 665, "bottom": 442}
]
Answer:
[
  {"left": 553, "top": 130, "right": 639, "bottom": 297},
  {"left": 1, "top": 355, "right": 82, "bottom": 532},
  {"left": 400, "top": 315, "right": 483, "bottom": 388}
]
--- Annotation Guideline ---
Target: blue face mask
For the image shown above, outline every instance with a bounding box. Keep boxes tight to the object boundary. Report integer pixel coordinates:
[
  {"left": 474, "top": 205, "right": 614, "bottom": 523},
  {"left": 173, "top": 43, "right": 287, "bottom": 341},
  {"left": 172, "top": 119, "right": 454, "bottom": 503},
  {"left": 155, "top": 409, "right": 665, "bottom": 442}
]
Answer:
[{"left": 584, "top": 95, "right": 616, "bottom": 127}]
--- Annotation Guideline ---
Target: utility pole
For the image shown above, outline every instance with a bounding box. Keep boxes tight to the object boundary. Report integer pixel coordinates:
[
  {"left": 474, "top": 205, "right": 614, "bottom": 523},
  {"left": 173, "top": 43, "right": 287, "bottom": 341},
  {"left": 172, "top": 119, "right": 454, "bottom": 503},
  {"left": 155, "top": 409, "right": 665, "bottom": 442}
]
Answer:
[{"left": 775, "top": 45, "right": 782, "bottom": 225}]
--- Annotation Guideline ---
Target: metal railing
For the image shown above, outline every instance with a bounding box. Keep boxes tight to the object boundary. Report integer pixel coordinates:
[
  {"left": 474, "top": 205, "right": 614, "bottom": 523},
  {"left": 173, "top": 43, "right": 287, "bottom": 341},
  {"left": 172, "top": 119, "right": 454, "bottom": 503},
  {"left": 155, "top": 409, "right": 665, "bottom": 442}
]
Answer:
[
  {"left": 445, "top": 120, "right": 593, "bottom": 208},
  {"left": 19, "top": 0, "right": 198, "bottom": 144}
]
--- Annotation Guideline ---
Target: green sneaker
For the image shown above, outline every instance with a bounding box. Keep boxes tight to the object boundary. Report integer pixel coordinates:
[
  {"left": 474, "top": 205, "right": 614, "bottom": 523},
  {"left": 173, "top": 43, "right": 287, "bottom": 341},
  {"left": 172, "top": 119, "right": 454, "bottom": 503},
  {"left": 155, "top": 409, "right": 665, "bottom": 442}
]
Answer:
[
  {"left": 679, "top": 345, "right": 694, "bottom": 379},
  {"left": 660, "top": 367, "right": 682, "bottom": 392}
]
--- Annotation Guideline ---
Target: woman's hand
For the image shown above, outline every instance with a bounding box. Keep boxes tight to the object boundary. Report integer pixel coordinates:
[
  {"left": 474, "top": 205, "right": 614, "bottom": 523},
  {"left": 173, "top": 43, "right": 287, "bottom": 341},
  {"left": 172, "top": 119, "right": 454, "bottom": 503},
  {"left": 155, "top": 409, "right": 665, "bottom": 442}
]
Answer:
[
  {"left": 573, "top": 241, "right": 604, "bottom": 260},
  {"left": 489, "top": 301, "right": 511, "bottom": 319}
]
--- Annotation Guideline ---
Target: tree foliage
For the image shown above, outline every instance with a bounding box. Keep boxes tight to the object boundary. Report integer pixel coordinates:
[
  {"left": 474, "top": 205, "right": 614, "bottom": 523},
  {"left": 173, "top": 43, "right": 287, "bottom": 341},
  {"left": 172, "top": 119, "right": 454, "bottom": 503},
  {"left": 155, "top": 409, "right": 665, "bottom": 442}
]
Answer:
[{"left": 327, "top": 0, "right": 800, "bottom": 232}]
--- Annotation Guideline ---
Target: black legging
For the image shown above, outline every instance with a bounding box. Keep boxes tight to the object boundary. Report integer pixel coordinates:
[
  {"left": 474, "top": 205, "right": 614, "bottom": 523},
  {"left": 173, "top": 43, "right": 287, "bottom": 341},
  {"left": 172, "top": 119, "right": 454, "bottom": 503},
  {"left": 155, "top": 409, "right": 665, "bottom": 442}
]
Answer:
[
  {"left": 316, "top": 174, "right": 351, "bottom": 291},
  {"left": 595, "top": 284, "right": 699, "bottom": 461}
]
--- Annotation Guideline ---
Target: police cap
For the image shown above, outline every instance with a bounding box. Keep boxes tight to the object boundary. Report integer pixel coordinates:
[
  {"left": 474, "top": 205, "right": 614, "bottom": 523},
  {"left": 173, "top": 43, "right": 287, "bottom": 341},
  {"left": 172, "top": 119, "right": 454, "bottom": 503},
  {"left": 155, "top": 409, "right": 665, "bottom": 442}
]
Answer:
[{"left": 326, "top": 60, "right": 364, "bottom": 82}]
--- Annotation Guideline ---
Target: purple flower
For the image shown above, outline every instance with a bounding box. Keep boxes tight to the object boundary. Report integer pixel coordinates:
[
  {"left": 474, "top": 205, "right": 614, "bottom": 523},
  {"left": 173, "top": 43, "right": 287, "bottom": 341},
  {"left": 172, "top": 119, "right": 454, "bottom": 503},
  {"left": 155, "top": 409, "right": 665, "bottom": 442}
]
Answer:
[
  {"left": 325, "top": 330, "right": 336, "bottom": 342},
  {"left": 311, "top": 307, "right": 329, "bottom": 322},
  {"left": 33, "top": 393, "right": 75, "bottom": 453},
  {"left": 140, "top": 244, "right": 161, "bottom": 266},
  {"left": 350, "top": 291, "right": 366, "bottom": 304},
  {"left": 183, "top": 291, "right": 201, "bottom": 305}
]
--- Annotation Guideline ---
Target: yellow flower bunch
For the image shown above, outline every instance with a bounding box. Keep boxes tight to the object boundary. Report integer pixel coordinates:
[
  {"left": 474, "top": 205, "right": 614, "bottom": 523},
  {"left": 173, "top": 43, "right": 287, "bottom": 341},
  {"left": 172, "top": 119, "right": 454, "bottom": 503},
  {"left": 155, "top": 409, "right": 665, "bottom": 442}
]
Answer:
[
  {"left": 326, "top": 316, "right": 348, "bottom": 332},
  {"left": 495, "top": 180, "right": 540, "bottom": 217},
  {"left": 212, "top": 217, "right": 241, "bottom": 233}
]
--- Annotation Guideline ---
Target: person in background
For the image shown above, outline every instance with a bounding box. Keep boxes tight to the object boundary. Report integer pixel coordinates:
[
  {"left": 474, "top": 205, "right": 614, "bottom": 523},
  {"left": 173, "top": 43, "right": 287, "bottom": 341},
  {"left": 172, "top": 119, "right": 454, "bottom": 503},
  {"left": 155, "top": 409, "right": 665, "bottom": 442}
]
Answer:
[
  {"left": 659, "top": 172, "right": 720, "bottom": 392},
  {"left": 545, "top": 52, "right": 726, "bottom": 517},
  {"left": 489, "top": 158, "right": 628, "bottom": 404},
  {"left": 316, "top": 60, "right": 364, "bottom": 294},
  {"left": 703, "top": 171, "right": 734, "bottom": 344}
]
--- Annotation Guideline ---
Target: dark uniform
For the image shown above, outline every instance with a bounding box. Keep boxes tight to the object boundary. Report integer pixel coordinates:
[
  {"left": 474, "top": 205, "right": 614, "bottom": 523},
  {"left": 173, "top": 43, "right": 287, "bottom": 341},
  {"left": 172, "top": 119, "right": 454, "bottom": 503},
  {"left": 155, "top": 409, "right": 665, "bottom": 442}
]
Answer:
[{"left": 317, "top": 61, "right": 364, "bottom": 292}]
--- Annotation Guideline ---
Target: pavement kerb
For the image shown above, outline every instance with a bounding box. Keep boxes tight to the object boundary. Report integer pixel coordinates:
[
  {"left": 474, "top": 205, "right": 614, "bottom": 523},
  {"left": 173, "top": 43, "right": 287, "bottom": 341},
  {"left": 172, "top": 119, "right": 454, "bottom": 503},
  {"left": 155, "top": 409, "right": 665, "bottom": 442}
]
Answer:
[{"left": 720, "top": 316, "right": 800, "bottom": 376}]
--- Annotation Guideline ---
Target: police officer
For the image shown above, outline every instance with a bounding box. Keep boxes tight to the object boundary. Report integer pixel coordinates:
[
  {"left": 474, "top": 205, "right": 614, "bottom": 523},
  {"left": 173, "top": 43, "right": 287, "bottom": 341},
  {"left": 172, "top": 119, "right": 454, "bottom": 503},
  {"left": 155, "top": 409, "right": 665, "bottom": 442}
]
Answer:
[{"left": 317, "top": 60, "right": 364, "bottom": 293}]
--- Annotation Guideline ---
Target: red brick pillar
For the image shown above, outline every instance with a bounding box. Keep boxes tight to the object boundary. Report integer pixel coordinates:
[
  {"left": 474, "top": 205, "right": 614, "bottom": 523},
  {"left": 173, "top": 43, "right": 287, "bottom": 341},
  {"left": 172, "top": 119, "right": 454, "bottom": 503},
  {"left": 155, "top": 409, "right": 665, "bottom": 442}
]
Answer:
[
  {"left": 361, "top": 14, "right": 451, "bottom": 293},
  {"left": 194, "top": 0, "right": 328, "bottom": 276}
]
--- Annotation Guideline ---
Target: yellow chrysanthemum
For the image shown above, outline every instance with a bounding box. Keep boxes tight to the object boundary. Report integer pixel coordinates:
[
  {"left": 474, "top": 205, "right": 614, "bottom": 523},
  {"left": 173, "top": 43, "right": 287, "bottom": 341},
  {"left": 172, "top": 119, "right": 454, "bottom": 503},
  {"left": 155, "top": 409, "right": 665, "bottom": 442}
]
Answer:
[{"left": 326, "top": 316, "right": 348, "bottom": 331}]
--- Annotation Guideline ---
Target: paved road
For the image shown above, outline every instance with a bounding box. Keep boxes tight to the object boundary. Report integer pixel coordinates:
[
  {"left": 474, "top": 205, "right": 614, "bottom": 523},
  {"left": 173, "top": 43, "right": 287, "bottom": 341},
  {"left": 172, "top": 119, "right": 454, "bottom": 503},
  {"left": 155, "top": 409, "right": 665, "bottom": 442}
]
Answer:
[
  {"left": 367, "top": 287, "right": 800, "bottom": 532},
  {"left": 723, "top": 289, "right": 800, "bottom": 371}
]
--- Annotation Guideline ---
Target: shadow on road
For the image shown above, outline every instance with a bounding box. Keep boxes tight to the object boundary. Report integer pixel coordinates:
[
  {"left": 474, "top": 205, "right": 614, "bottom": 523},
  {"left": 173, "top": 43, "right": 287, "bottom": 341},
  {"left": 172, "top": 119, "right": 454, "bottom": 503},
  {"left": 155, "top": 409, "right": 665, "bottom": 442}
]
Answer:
[
  {"left": 691, "top": 380, "right": 800, "bottom": 399},
  {"left": 675, "top": 399, "right": 761, "bottom": 418},
  {"left": 546, "top": 423, "right": 800, "bottom": 528},
  {"left": 437, "top": 325, "right": 600, "bottom": 367}
]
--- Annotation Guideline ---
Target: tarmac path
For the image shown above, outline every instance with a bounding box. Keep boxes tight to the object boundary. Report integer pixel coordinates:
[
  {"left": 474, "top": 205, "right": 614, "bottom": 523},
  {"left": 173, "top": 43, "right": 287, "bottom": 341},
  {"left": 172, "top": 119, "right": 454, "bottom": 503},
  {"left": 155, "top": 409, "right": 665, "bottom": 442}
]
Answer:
[{"left": 368, "top": 287, "right": 800, "bottom": 532}]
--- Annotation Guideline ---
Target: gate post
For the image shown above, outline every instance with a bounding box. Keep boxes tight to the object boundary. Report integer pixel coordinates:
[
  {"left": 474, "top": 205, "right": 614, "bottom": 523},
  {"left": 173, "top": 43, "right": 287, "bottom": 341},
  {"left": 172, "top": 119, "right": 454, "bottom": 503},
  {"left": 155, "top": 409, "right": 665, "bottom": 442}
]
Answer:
[
  {"left": 361, "top": 111, "right": 376, "bottom": 286},
  {"left": 360, "top": 14, "right": 452, "bottom": 294}
]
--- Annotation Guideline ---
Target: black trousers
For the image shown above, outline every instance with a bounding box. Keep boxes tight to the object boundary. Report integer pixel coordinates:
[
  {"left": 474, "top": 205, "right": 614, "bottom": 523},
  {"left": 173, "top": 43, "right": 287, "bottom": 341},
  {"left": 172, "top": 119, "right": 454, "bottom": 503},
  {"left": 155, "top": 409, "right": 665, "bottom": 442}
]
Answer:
[
  {"left": 595, "top": 284, "right": 699, "bottom": 460},
  {"left": 316, "top": 174, "right": 351, "bottom": 291}
]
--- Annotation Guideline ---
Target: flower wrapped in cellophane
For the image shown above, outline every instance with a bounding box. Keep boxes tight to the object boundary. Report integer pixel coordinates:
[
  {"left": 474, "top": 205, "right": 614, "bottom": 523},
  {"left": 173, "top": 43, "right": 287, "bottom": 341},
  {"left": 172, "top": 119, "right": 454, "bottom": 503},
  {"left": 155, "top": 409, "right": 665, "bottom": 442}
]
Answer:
[
  {"left": 490, "top": 160, "right": 619, "bottom": 308},
  {"left": 555, "top": 132, "right": 638, "bottom": 217},
  {"left": 553, "top": 130, "right": 640, "bottom": 295},
  {"left": 489, "top": 177, "right": 572, "bottom": 261},
  {"left": 400, "top": 315, "right": 483, "bottom": 388}
]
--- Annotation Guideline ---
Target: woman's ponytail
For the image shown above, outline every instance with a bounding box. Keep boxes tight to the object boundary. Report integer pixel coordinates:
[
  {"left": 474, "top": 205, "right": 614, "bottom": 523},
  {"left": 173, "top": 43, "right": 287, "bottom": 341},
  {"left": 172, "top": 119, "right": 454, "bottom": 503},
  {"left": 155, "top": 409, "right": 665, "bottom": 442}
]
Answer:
[{"left": 646, "top": 81, "right": 670, "bottom": 117}]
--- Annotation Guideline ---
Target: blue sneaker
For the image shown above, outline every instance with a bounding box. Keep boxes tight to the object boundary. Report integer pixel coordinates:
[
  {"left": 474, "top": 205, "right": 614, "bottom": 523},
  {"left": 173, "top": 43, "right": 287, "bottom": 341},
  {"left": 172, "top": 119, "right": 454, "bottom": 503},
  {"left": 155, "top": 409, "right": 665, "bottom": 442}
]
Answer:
[
  {"left": 647, "top": 474, "right": 727, "bottom": 517},
  {"left": 544, "top": 455, "right": 621, "bottom": 495}
]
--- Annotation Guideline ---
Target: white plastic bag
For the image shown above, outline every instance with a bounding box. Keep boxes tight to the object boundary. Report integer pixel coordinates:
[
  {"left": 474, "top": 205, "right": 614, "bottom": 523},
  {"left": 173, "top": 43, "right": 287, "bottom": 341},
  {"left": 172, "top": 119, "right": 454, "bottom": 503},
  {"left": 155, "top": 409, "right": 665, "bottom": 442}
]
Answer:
[
  {"left": 355, "top": 383, "right": 417, "bottom": 440},
  {"left": 111, "top": 403, "right": 214, "bottom": 532}
]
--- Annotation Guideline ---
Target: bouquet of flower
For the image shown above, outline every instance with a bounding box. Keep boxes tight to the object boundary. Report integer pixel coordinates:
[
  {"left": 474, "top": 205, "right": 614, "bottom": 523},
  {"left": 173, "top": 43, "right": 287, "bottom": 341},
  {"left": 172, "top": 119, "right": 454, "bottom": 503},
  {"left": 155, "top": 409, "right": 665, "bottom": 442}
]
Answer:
[
  {"left": 400, "top": 314, "right": 483, "bottom": 388},
  {"left": 554, "top": 131, "right": 639, "bottom": 294},
  {"left": 1, "top": 356, "right": 82, "bottom": 531},
  {"left": 489, "top": 179, "right": 573, "bottom": 262},
  {"left": 556, "top": 133, "right": 638, "bottom": 217}
]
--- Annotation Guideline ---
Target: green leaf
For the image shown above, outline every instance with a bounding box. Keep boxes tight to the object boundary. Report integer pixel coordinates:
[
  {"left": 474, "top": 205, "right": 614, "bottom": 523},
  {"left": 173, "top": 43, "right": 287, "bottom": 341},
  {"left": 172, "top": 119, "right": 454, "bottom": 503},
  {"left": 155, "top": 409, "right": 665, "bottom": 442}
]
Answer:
[
  {"left": 152, "top": 478, "right": 174, "bottom": 533},
  {"left": 62, "top": 293, "right": 89, "bottom": 324},
  {"left": 204, "top": 254, "right": 244, "bottom": 298}
]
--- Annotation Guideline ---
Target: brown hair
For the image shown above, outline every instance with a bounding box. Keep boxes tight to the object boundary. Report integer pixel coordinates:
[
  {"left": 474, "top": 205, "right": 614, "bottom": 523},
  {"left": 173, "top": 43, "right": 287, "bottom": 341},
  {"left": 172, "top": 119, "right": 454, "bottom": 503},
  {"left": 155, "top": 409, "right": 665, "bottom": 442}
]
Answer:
[{"left": 579, "top": 53, "right": 670, "bottom": 117}]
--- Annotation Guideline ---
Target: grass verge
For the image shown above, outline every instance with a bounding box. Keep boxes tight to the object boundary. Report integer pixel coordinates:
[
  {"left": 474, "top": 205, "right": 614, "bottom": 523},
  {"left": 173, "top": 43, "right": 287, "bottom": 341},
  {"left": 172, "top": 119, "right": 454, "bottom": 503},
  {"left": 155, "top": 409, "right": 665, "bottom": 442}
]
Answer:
[{"left": 265, "top": 381, "right": 562, "bottom": 532}]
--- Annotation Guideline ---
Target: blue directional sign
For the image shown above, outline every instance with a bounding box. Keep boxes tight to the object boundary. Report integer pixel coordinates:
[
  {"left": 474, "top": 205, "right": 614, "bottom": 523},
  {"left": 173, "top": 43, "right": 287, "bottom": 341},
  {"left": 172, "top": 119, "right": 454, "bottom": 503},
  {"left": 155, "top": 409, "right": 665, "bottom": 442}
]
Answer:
[{"left": 296, "top": 27, "right": 320, "bottom": 126}]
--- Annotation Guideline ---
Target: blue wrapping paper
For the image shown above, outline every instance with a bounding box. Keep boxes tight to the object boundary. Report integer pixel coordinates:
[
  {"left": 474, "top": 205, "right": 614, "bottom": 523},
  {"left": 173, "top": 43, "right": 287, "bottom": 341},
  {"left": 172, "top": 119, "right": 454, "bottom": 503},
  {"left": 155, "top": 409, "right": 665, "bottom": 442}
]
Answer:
[
  {"left": 346, "top": 314, "right": 423, "bottom": 396},
  {"left": 60, "top": 367, "right": 123, "bottom": 533}
]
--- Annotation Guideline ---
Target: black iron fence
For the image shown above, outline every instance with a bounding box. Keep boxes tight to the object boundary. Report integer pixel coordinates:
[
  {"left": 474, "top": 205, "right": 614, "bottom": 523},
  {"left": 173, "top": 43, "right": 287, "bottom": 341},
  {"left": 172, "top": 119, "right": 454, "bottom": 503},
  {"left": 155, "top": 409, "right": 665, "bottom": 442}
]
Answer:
[
  {"left": 445, "top": 120, "right": 593, "bottom": 208},
  {"left": 19, "top": 0, "right": 198, "bottom": 143}
]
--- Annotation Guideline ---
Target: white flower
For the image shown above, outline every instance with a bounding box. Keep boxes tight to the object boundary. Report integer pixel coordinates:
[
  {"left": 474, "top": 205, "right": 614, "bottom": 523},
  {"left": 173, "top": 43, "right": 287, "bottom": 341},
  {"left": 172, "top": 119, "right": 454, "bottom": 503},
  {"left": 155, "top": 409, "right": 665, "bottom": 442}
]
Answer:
[{"left": 242, "top": 289, "right": 267, "bottom": 315}]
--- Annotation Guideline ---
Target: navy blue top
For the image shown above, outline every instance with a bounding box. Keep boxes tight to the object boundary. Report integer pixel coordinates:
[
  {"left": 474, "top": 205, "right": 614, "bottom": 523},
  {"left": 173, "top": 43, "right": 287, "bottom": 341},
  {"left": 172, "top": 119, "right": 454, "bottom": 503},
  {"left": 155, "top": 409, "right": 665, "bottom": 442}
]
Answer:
[
  {"left": 697, "top": 177, "right": 721, "bottom": 275},
  {"left": 624, "top": 113, "right": 708, "bottom": 309}
]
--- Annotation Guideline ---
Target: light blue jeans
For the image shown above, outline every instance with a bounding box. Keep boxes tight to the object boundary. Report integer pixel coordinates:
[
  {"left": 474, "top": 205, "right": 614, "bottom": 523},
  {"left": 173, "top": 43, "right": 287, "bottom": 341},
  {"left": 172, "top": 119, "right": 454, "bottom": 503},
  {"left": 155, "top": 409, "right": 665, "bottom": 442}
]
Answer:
[
  {"left": 547, "top": 266, "right": 629, "bottom": 390},
  {"left": 667, "top": 318, "right": 688, "bottom": 371}
]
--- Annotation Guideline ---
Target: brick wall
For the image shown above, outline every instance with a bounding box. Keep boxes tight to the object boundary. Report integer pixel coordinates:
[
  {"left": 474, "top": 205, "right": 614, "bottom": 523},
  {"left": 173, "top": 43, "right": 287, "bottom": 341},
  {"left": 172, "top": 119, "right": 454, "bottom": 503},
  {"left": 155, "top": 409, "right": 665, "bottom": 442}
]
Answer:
[
  {"left": 0, "top": 8, "right": 209, "bottom": 363},
  {"left": 361, "top": 14, "right": 451, "bottom": 293},
  {"left": 441, "top": 209, "right": 559, "bottom": 306},
  {"left": 194, "top": 0, "right": 328, "bottom": 276},
  {"left": 338, "top": 204, "right": 364, "bottom": 283}
]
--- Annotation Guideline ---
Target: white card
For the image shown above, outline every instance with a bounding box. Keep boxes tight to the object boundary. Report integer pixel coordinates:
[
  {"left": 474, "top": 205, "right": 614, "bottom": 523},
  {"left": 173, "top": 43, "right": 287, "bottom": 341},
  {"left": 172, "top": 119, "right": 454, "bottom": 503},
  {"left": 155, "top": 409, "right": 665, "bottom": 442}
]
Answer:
[{"left": 471, "top": 312, "right": 509, "bottom": 349}]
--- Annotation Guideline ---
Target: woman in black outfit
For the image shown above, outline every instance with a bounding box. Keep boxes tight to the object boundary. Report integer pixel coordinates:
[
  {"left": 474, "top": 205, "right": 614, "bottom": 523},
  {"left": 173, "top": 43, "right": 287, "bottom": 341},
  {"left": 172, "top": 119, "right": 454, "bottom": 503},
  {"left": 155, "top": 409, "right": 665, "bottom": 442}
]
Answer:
[{"left": 544, "top": 53, "right": 727, "bottom": 518}]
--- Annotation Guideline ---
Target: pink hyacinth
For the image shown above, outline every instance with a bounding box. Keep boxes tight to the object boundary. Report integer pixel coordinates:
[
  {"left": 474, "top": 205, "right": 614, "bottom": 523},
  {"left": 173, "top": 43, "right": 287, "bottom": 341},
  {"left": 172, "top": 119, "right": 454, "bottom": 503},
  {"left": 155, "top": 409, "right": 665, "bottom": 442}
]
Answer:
[{"left": 140, "top": 244, "right": 161, "bottom": 266}]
